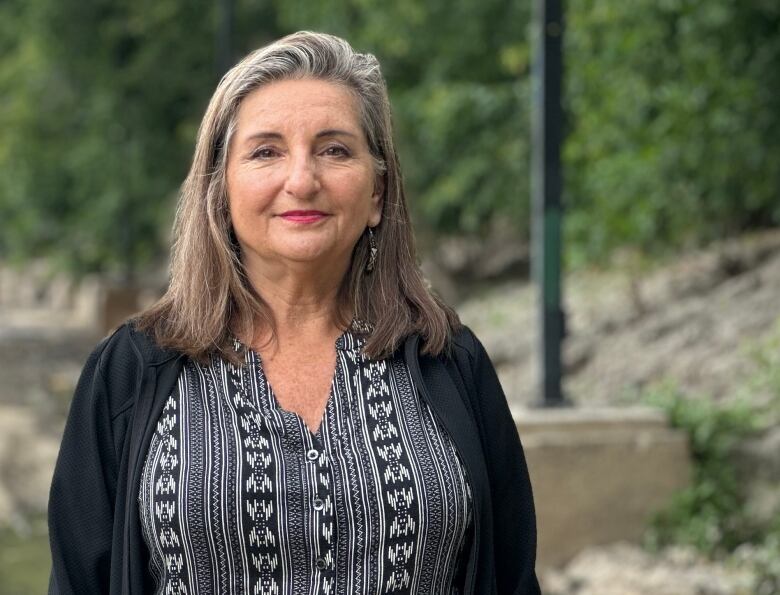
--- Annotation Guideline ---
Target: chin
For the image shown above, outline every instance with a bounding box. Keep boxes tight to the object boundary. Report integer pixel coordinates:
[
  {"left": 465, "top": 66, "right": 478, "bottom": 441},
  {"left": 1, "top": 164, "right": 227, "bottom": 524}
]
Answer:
[{"left": 277, "top": 244, "right": 332, "bottom": 264}]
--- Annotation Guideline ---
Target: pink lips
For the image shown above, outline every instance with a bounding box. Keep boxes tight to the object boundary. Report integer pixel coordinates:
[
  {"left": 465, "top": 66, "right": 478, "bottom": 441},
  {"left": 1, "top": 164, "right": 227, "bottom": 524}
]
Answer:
[{"left": 279, "top": 210, "right": 329, "bottom": 223}]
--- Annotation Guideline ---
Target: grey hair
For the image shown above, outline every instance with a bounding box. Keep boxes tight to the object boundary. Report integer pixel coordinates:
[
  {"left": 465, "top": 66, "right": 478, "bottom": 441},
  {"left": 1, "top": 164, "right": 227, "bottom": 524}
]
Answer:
[
  {"left": 136, "top": 31, "right": 459, "bottom": 363},
  {"left": 218, "top": 32, "right": 389, "bottom": 177}
]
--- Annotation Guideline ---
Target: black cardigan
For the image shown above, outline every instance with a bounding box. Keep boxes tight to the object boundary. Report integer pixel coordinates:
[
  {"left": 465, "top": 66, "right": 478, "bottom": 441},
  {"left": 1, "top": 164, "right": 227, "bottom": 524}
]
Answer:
[{"left": 48, "top": 323, "right": 540, "bottom": 595}]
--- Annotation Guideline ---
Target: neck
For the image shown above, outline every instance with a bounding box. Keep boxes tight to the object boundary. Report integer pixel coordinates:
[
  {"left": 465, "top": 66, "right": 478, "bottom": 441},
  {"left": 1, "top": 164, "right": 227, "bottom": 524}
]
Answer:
[{"left": 243, "top": 256, "right": 351, "bottom": 349}]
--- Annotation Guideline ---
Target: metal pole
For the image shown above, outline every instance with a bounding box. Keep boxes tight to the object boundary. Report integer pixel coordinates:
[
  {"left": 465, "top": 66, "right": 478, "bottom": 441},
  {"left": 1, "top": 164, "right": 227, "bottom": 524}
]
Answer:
[
  {"left": 216, "top": 0, "right": 234, "bottom": 76},
  {"left": 531, "top": 0, "right": 568, "bottom": 407}
]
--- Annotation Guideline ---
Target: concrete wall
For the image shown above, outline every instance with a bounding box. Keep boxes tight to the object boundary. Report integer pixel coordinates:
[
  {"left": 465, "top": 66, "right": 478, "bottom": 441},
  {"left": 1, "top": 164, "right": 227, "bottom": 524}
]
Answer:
[{"left": 515, "top": 406, "right": 692, "bottom": 569}]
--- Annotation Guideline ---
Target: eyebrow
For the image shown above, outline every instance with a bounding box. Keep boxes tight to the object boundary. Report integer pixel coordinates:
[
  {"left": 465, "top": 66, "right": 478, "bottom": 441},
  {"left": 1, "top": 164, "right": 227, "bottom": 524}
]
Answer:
[{"left": 242, "top": 129, "right": 358, "bottom": 144}]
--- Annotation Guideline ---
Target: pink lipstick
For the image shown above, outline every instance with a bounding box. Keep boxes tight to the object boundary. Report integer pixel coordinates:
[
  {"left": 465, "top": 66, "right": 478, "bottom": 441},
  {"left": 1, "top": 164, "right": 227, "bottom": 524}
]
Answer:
[{"left": 279, "top": 210, "right": 329, "bottom": 223}]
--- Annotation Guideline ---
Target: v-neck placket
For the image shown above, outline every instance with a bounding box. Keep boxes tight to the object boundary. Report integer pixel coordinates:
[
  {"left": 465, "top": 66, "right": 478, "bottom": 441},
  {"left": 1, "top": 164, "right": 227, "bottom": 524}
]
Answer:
[{"left": 242, "top": 328, "right": 366, "bottom": 588}]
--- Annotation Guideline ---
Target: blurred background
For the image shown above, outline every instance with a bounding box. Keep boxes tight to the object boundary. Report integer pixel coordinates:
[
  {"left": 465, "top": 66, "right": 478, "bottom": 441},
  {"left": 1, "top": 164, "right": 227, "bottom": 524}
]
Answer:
[{"left": 1, "top": 0, "right": 780, "bottom": 593}]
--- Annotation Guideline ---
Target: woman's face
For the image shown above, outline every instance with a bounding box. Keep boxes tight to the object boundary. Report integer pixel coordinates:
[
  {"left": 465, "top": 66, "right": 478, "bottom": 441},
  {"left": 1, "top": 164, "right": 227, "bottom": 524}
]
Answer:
[{"left": 226, "top": 78, "right": 383, "bottom": 278}]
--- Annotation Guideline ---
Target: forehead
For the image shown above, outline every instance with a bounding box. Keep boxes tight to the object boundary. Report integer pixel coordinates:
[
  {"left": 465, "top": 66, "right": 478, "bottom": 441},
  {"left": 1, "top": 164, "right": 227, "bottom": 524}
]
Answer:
[{"left": 234, "top": 78, "right": 362, "bottom": 135}]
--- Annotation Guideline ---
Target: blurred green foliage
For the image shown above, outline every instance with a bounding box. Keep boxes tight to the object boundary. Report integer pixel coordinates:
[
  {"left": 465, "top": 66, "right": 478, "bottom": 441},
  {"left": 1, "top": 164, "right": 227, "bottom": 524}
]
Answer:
[
  {"left": 0, "top": 0, "right": 778, "bottom": 274},
  {"left": 0, "top": 0, "right": 217, "bottom": 274},
  {"left": 565, "top": 0, "right": 780, "bottom": 264},
  {"left": 643, "top": 384, "right": 762, "bottom": 553}
]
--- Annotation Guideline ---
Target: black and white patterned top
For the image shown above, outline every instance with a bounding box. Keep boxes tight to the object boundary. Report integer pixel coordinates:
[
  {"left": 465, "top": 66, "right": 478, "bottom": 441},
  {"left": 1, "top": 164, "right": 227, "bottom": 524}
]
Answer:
[{"left": 138, "top": 328, "right": 473, "bottom": 595}]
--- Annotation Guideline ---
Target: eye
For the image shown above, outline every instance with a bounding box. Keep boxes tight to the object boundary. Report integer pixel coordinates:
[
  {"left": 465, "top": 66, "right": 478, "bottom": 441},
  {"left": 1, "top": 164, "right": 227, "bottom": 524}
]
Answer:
[
  {"left": 322, "top": 144, "right": 351, "bottom": 158},
  {"left": 250, "top": 146, "right": 280, "bottom": 160}
]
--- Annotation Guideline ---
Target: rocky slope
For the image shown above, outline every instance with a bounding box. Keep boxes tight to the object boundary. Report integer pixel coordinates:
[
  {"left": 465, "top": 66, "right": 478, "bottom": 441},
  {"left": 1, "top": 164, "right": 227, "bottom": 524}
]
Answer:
[{"left": 458, "top": 229, "right": 780, "bottom": 411}]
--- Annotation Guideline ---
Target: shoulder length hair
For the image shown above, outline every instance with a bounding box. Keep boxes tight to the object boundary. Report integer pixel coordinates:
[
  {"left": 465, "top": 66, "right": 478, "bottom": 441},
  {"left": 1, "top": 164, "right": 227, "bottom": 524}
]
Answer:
[{"left": 136, "top": 31, "right": 460, "bottom": 363}]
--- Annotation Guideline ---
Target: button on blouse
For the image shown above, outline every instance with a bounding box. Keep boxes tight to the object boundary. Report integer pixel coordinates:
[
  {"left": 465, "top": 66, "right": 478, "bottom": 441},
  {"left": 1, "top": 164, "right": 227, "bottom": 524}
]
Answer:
[{"left": 139, "top": 328, "right": 473, "bottom": 594}]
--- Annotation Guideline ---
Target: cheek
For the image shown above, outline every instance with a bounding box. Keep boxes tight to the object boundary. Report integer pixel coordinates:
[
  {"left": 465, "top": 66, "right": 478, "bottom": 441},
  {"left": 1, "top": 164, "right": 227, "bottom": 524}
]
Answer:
[
  {"left": 226, "top": 186, "right": 260, "bottom": 238},
  {"left": 334, "top": 170, "right": 376, "bottom": 207},
  {"left": 228, "top": 171, "right": 275, "bottom": 215}
]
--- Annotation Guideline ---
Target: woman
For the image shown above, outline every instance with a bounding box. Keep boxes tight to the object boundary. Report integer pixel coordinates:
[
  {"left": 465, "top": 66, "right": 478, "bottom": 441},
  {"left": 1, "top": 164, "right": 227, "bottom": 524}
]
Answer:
[{"left": 48, "top": 31, "right": 540, "bottom": 595}]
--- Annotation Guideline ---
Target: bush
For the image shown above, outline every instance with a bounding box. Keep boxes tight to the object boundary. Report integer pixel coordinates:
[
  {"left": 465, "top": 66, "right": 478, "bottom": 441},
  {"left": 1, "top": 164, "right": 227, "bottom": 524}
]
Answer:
[{"left": 643, "top": 383, "right": 763, "bottom": 554}]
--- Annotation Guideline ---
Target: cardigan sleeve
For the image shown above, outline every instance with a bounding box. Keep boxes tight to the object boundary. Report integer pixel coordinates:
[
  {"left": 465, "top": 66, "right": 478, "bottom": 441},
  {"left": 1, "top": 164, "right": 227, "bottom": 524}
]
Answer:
[
  {"left": 47, "top": 336, "right": 132, "bottom": 594},
  {"left": 460, "top": 329, "right": 541, "bottom": 595}
]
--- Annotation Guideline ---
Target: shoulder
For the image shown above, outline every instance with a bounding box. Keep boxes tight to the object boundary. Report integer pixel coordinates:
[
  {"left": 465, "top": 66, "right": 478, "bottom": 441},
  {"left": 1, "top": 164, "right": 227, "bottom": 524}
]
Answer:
[
  {"left": 449, "top": 324, "right": 480, "bottom": 357},
  {"left": 402, "top": 324, "right": 486, "bottom": 371},
  {"left": 84, "top": 321, "right": 180, "bottom": 417},
  {"left": 446, "top": 325, "right": 509, "bottom": 416},
  {"left": 94, "top": 320, "right": 178, "bottom": 373},
  {"left": 448, "top": 324, "right": 493, "bottom": 375}
]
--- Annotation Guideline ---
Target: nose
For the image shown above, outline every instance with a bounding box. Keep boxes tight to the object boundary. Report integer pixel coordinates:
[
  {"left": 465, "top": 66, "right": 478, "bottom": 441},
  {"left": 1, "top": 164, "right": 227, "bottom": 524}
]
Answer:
[{"left": 283, "top": 153, "right": 321, "bottom": 198}]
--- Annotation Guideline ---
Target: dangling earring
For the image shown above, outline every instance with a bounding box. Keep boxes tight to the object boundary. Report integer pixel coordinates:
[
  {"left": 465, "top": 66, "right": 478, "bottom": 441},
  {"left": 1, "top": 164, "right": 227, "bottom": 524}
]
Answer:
[{"left": 366, "top": 227, "right": 378, "bottom": 273}]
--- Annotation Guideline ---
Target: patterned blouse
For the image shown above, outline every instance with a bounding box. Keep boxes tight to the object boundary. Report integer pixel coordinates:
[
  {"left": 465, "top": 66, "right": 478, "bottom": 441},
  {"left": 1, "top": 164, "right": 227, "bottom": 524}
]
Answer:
[{"left": 139, "top": 329, "right": 473, "bottom": 595}]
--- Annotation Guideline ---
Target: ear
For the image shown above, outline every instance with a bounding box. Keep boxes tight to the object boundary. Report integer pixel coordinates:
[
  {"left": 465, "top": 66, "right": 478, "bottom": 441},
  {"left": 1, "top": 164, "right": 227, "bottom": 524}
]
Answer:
[{"left": 368, "top": 174, "right": 385, "bottom": 227}]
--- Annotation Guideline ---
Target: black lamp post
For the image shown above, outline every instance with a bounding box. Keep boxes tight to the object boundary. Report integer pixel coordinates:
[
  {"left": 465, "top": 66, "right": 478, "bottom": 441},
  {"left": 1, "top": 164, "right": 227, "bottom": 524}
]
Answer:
[
  {"left": 531, "top": 0, "right": 569, "bottom": 407},
  {"left": 216, "top": 0, "right": 234, "bottom": 76}
]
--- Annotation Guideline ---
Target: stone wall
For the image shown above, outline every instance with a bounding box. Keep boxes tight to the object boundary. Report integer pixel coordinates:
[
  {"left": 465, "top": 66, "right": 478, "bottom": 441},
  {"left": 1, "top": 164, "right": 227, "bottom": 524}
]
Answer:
[{"left": 516, "top": 406, "right": 692, "bottom": 569}]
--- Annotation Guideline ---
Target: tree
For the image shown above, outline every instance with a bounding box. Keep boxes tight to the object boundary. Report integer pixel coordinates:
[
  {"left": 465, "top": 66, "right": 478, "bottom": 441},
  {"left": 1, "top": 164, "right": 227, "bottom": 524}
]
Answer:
[
  {"left": 0, "top": 0, "right": 282, "bottom": 275},
  {"left": 2, "top": 0, "right": 779, "bottom": 274},
  {"left": 565, "top": 0, "right": 780, "bottom": 263}
]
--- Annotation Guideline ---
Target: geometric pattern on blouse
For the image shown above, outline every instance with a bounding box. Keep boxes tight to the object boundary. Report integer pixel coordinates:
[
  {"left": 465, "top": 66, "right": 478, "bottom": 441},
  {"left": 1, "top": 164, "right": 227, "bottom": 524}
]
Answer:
[{"left": 139, "top": 328, "right": 472, "bottom": 595}]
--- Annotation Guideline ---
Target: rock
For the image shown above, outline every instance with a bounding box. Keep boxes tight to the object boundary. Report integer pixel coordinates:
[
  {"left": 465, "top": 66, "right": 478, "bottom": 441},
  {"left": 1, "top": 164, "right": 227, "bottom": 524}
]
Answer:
[
  {"left": 459, "top": 229, "right": 780, "bottom": 407},
  {"left": 730, "top": 426, "right": 780, "bottom": 529},
  {"left": 420, "top": 257, "right": 462, "bottom": 305},
  {"left": 731, "top": 426, "right": 780, "bottom": 481},
  {"left": 542, "top": 543, "right": 755, "bottom": 595},
  {"left": 427, "top": 222, "right": 530, "bottom": 293}
]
